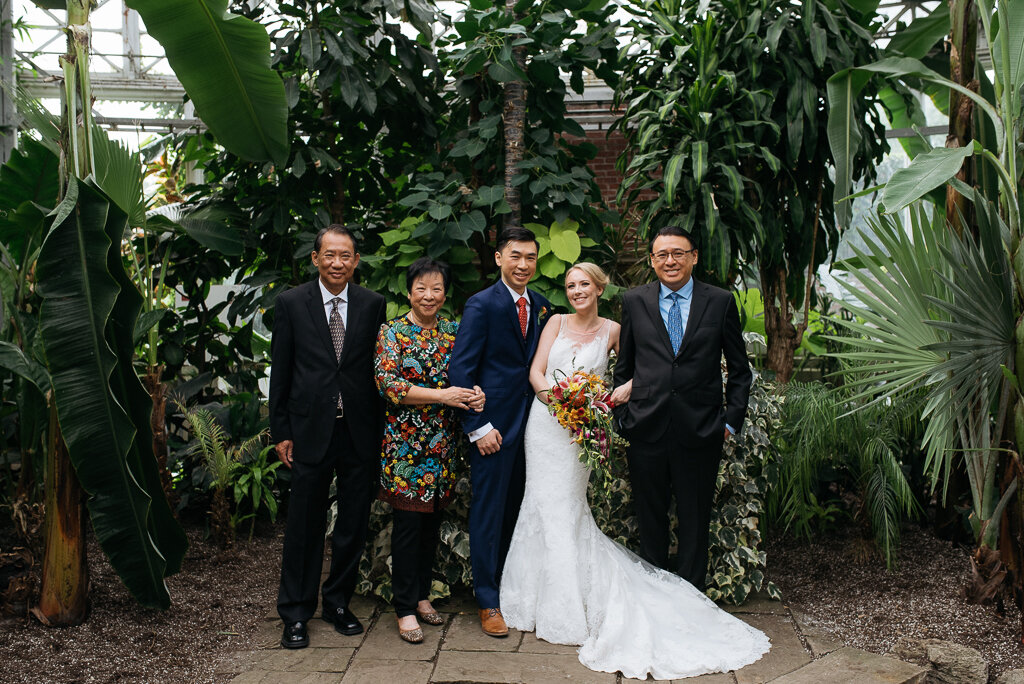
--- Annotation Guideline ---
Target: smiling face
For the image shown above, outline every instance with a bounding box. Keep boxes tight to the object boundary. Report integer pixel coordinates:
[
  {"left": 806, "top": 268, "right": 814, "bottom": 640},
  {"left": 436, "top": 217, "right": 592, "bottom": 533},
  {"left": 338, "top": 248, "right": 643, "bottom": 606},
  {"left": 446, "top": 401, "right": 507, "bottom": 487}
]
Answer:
[
  {"left": 408, "top": 271, "right": 446, "bottom": 323},
  {"left": 565, "top": 267, "right": 603, "bottom": 315},
  {"left": 312, "top": 231, "right": 359, "bottom": 294},
  {"left": 650, "top": 234, "right": 698, "bottom": 290},
  {"left": 495, "top": 239, "right": 538, "bottom": 294}
]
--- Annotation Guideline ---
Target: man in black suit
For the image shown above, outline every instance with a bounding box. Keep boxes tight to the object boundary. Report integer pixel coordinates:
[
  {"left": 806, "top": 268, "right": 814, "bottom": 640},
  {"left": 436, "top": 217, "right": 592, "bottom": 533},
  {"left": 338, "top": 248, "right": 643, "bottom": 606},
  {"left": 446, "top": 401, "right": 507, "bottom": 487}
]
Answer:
[
  {"left": 612, "top": 225, "right": 752, "bottom": 590},
  {"left": 269, "top": 224, "right": 386, "bottom": 649}
]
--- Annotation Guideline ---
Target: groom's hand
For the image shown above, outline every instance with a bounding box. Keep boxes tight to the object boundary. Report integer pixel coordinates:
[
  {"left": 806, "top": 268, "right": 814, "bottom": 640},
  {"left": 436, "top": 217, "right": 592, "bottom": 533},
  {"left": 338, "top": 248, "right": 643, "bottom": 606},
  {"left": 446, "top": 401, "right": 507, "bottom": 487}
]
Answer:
[
  {"left": 476, "top": 429, "right": 502, "bottom": 455},
  {"left": 276, "top": 440, "right": 294, "bottom": 469}
]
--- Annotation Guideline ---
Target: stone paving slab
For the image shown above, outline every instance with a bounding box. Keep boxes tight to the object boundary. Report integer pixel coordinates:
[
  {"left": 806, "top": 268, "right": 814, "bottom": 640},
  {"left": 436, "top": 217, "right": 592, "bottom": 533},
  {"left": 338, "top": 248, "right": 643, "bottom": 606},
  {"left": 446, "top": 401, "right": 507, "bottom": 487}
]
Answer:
[
  {"left": 432, "top": 651, "right": 616, "bottom": 683},
  {"left": 650, "top": 672, "right": 736, "bottom": 684},
  {"left": 252, "top": 647, "right": 355, "bottom": 672},
  {"left": 353, "top": 615, "right": 443, "bottom": 661},
  {"left": 341, "top": 658, "right": 435, "bottom": 684},
  {"left": 723, "top": 596, "right": 788, "bottom": 616},
  {"left": 231, "top": 672, "right": 344, "bottom": 684},
  {"left": 789, "top": 611, "right": 843, "bottom": 658},
  {"left": 441, "top": 612, "right": 523, "bottom": 652},
  {"left": 733, "top": 614, "right": 812, "bottom": 684},
  {"left": 770, "top": 647, "right": 927, "bottom": 684},
  {"left": 518, "top": 632, "right": 581, "bottom": 656}
]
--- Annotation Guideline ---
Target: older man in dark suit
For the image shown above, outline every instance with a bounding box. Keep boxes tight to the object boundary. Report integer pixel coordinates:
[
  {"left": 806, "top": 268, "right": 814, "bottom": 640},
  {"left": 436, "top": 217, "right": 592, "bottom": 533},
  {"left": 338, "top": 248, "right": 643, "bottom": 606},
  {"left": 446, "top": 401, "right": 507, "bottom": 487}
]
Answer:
[
  {"left": 269, "top": 224, "right": 386, "bottom": 649},
  {"left": 612, "top": 225, "right": 752, "bottom": 591}
]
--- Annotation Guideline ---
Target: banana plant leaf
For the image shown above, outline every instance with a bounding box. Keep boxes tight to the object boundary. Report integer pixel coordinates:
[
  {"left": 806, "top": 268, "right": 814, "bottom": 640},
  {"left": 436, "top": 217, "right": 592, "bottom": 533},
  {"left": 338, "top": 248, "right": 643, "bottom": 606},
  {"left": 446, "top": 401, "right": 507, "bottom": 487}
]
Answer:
[
  {"left": 0, "top": 139, "right": 60, "bottom": 262},
  {"left": 35, "top": 178, "right": 187, "bottom": 609},
  {"left": 124, "top": 0, "right": 289, "bottom": 166}
]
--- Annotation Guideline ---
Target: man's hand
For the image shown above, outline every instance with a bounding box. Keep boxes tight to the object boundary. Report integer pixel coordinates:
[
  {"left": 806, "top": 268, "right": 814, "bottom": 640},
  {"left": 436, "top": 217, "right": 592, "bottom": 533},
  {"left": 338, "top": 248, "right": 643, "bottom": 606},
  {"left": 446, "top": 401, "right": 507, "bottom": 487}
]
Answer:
[
  {"left": 476, "top": 428, "right": 502, "bottom": 455},
  {"left": 276, "top": 440, "right": 294, "bottom": 469},
  {"left": 609, "top": 379, "right": 633, "bottom": 406},
  {"left": 723, "top": 428, "right": 731, "bottom": 443}
]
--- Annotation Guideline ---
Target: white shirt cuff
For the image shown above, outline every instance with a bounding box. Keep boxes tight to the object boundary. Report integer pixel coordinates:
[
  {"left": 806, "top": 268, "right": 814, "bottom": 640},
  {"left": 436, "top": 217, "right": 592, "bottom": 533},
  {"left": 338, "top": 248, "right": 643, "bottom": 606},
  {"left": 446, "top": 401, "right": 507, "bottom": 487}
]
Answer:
[
  {"left": 467, "top": 423, "right": 494, "bottom": 442},
  {"left": 726, "top": 423, "right": 737, "bottom": 435}
]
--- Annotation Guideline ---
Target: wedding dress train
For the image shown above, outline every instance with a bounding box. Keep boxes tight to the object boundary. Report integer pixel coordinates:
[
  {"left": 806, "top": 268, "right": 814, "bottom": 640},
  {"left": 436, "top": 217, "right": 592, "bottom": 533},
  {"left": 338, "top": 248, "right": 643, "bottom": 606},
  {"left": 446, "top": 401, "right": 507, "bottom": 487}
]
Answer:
[{"left": 500, "top": 318, "right": 770, "bottom": 680}]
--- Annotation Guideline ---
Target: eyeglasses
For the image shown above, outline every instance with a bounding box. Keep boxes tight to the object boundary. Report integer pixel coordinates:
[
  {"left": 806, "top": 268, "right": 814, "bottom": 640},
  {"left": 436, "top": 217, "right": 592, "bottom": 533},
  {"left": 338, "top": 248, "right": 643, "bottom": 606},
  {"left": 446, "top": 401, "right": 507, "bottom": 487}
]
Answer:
[{"left": 651, "top": 249, "right": 696, "bottom": 263}]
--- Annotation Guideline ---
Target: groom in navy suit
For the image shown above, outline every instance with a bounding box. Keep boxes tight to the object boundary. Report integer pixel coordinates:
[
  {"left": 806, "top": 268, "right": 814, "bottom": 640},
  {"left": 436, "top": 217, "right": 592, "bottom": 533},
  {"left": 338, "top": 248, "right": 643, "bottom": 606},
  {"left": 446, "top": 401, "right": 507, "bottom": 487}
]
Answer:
[{"left": 449, "top": 226, "right": 552, "bottom": 637}]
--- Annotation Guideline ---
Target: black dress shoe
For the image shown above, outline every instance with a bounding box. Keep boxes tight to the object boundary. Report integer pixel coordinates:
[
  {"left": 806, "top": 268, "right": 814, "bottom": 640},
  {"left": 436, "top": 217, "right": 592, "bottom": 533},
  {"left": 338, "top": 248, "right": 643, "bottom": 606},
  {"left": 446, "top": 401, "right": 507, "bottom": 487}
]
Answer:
[
  {"left": 281, "top": 621, "right": 308, "bottom": 649},
  {"left": 322, "top": 606, "right": 363, "bottom": 635}
]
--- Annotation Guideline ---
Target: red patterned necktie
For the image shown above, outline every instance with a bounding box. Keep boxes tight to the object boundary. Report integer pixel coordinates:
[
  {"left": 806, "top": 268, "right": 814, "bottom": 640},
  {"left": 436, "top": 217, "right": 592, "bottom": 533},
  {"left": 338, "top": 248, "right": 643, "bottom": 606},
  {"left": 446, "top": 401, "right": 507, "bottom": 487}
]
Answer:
[{"left": 517, "top": 296, "right": 528, "bottom": 338}]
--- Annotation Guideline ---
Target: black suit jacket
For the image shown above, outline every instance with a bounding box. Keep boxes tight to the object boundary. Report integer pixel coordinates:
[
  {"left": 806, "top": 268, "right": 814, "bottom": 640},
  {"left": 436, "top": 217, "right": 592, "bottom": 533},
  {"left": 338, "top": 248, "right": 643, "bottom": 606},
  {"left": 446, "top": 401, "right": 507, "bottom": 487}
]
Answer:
[
  {"left": 269, "top": 279, "right": 386, "bottom": 464},
  {"left": 613, "top": 279, "right": 752, "bottom": 447}
]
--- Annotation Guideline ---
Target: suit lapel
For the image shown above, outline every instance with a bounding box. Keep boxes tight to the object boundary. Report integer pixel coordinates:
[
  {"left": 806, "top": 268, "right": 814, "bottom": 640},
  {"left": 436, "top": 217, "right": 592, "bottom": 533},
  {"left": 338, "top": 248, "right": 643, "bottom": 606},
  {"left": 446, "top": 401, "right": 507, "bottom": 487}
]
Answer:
[
  {"left": 305, "top": 281, "right": 336, "bottom": 359},
  {"left": 526, "top": 289, "right": 545, "bottom": 352},
  {"left": 338, "top": 284, "right": 362, "bottom": 365},
  {"left": 677, "top": 279, "right": 708, "bottom": 357},
  {"left": 641, "top": 282, "right": 675, "bottom": 356}
]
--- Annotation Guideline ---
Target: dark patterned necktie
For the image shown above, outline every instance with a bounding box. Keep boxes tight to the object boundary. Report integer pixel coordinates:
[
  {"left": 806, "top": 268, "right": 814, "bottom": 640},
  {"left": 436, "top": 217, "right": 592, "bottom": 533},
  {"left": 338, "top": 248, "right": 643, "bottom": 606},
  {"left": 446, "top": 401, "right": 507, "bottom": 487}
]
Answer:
[
  {"left": 329, "top": 297, "right": 345, "bottom": 409},
  {"left": 517, "top": 296, "right": 528, "bottom": 338}
]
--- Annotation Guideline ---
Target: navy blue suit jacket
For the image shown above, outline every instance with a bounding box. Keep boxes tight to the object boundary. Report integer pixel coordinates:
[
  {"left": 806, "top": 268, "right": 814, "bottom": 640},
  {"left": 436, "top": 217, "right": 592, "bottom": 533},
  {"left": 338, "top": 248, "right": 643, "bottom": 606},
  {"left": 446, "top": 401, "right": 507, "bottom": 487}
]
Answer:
[{"left": 448, "top": 280, "right": 551, "bottom": 450}]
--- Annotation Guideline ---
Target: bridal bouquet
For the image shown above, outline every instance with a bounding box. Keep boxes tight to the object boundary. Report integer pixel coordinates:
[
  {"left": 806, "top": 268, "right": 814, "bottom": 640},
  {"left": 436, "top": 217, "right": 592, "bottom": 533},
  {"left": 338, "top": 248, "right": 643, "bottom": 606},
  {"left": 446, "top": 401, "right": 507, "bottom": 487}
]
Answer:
[{"left": 547, "top": 369, "right": 618, "bottom": 482}]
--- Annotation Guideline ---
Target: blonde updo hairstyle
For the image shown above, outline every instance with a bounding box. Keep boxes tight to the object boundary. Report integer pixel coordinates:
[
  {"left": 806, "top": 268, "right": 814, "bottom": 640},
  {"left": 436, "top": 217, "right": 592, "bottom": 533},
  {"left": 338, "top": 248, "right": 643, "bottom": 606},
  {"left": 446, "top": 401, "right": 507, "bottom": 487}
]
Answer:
[{"left": 566, "top": 262, "right": 610, "bottom": 295}]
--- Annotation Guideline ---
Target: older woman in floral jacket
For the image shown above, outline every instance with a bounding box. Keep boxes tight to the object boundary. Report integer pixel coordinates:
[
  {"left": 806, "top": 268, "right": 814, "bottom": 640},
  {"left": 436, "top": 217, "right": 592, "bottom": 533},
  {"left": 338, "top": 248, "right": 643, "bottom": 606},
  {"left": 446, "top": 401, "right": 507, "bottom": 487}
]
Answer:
[{"left": 374, "top": 257, "right": 484, "bottom": 643}]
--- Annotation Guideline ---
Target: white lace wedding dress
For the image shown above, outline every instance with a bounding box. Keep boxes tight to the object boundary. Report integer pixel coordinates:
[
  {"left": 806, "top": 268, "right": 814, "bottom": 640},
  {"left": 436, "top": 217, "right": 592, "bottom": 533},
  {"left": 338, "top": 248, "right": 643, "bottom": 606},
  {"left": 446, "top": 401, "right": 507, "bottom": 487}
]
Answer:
[{"left": 500, "top": 318, "right": 771, "bottom": 680}]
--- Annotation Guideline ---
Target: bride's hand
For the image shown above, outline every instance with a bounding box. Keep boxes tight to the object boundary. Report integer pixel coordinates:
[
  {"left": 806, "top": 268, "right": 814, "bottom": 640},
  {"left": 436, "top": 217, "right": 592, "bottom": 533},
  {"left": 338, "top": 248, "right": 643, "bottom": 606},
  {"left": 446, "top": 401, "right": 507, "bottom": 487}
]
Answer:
[{"left": 609, "top": 379, "right": 632, "bottom": 406}]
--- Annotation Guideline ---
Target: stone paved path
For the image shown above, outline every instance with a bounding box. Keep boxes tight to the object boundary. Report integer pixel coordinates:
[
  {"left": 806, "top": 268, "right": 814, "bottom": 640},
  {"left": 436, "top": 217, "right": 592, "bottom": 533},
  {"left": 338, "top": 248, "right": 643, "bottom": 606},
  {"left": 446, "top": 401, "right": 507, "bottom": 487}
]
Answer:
[{"left": 218, "top": 581, "right": 928, "bottom": 684}]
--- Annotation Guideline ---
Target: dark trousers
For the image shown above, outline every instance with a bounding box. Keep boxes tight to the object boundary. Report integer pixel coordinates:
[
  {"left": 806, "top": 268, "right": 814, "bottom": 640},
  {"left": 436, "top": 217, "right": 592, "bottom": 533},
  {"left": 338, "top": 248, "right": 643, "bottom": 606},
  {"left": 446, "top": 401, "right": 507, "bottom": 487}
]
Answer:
[
  {"left": 626, "top": 431, "right": 722, "bottom": 591},
  {"left": 277, "top": 417, "right": 376, "bottom": 623},
  {"left": 469, "top": 440, "right": 526, "bottom": 609},
  {"left": 391, "top": 508, "right": 442, "bottom": 618}
]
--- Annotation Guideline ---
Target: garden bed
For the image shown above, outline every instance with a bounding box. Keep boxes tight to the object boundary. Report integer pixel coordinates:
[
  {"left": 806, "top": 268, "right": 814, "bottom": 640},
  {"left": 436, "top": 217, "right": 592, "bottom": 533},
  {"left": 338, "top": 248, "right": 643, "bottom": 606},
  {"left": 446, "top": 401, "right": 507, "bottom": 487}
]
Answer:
[
  {"left": 0, "top": 525, "right": 281, "bottom": 684},
  {"left": 768, "top": 524, "right": 1024, "bottom": 679}
]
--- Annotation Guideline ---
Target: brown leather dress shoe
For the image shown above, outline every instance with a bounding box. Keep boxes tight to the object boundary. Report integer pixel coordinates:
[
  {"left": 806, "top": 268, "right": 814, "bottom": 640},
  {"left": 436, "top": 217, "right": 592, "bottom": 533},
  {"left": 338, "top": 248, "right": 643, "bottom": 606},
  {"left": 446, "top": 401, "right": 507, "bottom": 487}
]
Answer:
[{"left": 479, "top": 607, "right": 509, "bottom": 637}]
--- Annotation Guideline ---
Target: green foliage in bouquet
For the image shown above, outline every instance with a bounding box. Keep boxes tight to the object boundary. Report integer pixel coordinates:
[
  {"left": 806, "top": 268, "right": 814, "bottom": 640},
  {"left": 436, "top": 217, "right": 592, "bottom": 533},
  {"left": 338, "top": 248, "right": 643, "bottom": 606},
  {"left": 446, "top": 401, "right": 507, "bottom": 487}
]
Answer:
[{"left": 353, "top": 369, "right": 780, "bottom": 606}]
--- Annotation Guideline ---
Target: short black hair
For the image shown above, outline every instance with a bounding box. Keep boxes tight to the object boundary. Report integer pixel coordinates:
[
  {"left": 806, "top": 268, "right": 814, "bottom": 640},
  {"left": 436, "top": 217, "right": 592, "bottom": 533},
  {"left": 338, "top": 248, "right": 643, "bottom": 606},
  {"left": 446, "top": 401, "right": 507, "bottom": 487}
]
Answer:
[
  {"left": 496, "top": 225, "right": 539, "bottom": 253},
  {"left": 649, "top": 225, "right": 698, "bottom": 252},
  {"left": 406, "top": 257, "right": 451, "bottom": 292},
  {"left": 314, "top": 224, "right": 359, "bottom": 253}
]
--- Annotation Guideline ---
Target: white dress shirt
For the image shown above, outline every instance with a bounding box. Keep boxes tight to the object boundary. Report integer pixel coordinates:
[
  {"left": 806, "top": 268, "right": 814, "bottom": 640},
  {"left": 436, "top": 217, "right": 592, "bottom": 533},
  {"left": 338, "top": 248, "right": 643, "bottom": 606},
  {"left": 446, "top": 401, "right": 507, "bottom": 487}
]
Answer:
[
  {"left": 318, "top": 279, "right": 349, "bottom": 328},
  {"left": 467, "top": 281, "right": 531, "bottom": 443}
]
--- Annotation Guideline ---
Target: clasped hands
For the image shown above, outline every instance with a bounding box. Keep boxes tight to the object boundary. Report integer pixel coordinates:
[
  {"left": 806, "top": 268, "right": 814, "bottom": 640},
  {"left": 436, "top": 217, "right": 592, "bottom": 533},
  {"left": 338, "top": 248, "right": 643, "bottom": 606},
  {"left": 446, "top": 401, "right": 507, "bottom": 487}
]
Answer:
[{"left": 439, "top": 384, "right": 485, "bottom": 412}]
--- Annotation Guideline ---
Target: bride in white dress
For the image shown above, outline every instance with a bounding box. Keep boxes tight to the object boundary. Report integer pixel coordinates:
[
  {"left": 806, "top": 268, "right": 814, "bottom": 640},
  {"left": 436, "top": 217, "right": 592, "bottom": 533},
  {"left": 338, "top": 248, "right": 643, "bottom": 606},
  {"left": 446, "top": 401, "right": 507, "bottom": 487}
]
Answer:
[{"left": 499, "top": 263, "right": 770, "bottom": 680}]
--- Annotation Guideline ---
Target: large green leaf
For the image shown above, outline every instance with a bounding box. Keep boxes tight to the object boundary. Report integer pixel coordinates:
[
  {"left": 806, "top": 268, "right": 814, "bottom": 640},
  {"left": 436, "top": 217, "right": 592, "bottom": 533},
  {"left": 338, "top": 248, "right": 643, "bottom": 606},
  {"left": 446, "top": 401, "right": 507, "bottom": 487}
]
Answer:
[
  {"left": 36, "top": 178, "right": 185, "bottom": 609},
  {"left": 827, "top": 56, "right": 1003, "bottom": 229},
  {"left": 0, "top": 139, "right": 60, "bottom": 261},
  {"left": 0, "top": 341, "right": 51, "bottom": 393},
  {"left": 991, "top": 0, "right": 1024, "bottom": 98},
  {"left": 125, "top": 0, "right": 289, "bottom": 166},
  {"left": 879, "top": 145, "right": 974, "bottom": 214},
  {"left": 148, "top": 205, "right": 245, "bottom": 256},
  {"left": 92, "top": 128, "right": 146, "bottom": 228},
  {"left": 885, "top": 3, "right": 950, "bottom": 59}
]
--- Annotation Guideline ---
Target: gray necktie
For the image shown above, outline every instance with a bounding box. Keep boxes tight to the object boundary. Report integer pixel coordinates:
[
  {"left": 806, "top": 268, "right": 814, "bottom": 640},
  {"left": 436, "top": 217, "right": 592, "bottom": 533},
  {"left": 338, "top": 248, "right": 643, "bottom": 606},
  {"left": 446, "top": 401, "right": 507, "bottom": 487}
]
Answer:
[{"left": 329, "top": 297, "right": 345, "bottom": 409}]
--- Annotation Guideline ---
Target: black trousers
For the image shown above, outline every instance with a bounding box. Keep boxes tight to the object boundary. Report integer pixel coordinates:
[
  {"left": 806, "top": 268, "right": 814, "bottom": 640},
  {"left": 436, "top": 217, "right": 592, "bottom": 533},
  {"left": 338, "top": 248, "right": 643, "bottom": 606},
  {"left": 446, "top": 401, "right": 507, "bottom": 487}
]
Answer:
[
  {"left": 277, "top": 417, "right": 376, "bottom": 623},
  {"left": 626, "top": 430, "right": 722, "bottom": 590},
  {"left": 391, "top": 508, "right": 442, "bottom": 617}
]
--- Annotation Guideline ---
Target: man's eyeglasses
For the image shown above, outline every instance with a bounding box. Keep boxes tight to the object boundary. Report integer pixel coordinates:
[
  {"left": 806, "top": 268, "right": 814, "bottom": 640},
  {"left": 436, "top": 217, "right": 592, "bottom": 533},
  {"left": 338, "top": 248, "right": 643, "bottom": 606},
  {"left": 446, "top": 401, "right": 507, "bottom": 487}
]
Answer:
[{"left": 651, "top": 249, "right": 696, "bottom": 263}]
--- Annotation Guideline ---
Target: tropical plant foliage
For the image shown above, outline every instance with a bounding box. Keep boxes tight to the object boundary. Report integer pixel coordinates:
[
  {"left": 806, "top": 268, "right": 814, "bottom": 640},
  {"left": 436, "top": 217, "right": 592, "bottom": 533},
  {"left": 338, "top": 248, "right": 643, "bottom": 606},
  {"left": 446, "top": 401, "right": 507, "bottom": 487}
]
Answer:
[
  {"left": 770, "top": 381, "right": 923, "bottom": 567},
  {"left": 614, "top": 0, "right": 891, "bottom": 382}
]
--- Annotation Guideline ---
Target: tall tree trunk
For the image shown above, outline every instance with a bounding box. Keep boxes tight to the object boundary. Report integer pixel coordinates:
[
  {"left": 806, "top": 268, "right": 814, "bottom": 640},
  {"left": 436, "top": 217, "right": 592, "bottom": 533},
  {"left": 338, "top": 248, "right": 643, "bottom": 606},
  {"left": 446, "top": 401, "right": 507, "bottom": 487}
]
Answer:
[
  {"left": 32, "top": 404, "right": 88, "bottom": 626},
  {"left": 144, "top": 366, "right": 175, "bottom": 510},
  {"left": 502, "top": 0, "right": 526, "bottom": 227},
  {"left": 761, "top": 184, "right": 822, "bottom": 384},
  {"left": 946, "top": 0, "right": 978, "bottom": 235},
  {"left": 32, "top": 0, "right": 96, "bottom": 627}
]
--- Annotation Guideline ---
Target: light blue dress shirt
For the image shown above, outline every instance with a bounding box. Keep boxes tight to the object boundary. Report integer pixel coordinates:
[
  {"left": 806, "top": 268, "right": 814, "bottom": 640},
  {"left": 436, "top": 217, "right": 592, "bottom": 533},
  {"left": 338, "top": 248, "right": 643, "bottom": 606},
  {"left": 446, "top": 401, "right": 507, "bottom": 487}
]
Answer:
[{"left": 658, "top": 279, "right": 735, "bottom": 435}]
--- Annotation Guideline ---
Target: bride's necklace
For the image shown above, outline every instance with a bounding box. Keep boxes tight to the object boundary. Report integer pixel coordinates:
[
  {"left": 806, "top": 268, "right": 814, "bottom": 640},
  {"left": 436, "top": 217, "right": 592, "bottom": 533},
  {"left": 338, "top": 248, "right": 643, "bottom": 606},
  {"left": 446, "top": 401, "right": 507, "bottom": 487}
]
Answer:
[{"left": 567, "top": 316, "right": 602, "bottom": 335}]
